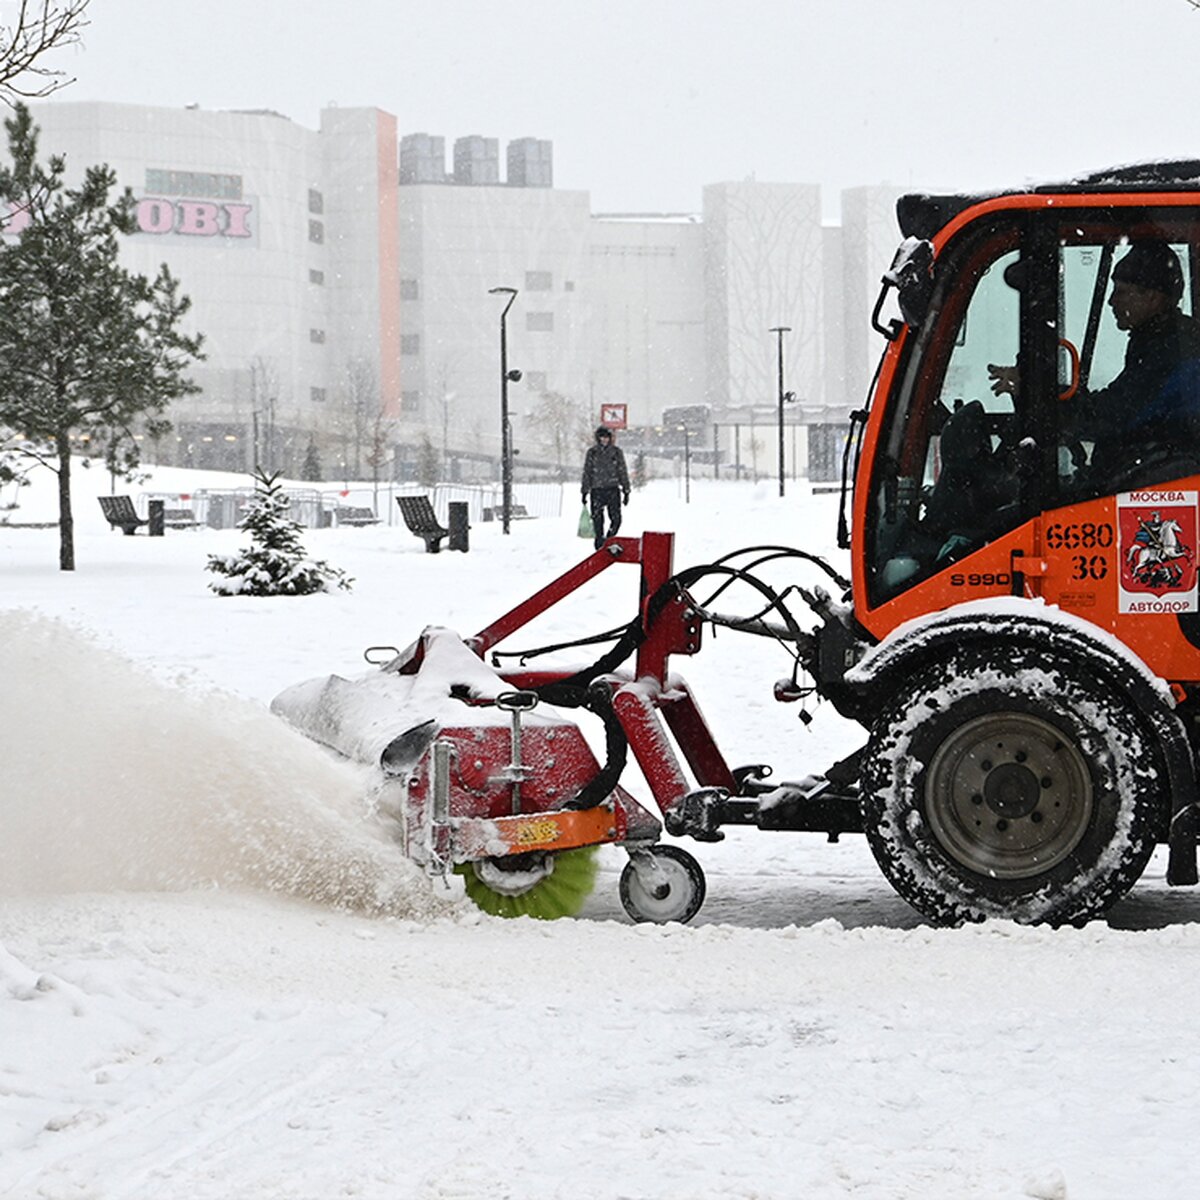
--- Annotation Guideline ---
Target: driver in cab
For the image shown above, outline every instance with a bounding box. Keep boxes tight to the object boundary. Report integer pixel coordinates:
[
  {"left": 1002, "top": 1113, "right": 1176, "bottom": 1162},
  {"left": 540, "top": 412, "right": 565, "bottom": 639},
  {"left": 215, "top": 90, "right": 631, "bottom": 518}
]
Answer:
[{"left": 990, "top": 240, "right": 1200, "bottom": 483}]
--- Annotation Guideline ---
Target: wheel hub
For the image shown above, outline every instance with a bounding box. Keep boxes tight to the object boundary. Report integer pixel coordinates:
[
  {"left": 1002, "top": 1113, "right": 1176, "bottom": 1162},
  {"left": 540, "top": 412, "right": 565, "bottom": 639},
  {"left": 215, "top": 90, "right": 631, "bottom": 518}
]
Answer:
[
  {"left": 983, "top": 762, "right": 1041, "bottom": 819},
  {"left": 925, "top": 712, "right": 1093, "bottom": 879}
]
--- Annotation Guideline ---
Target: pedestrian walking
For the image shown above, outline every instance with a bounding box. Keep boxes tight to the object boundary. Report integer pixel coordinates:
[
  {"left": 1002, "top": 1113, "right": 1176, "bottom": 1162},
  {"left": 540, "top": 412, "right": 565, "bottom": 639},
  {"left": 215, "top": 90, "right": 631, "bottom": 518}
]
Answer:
[{"left": 581, "top": 426, "right": 630, "bottom": 550}]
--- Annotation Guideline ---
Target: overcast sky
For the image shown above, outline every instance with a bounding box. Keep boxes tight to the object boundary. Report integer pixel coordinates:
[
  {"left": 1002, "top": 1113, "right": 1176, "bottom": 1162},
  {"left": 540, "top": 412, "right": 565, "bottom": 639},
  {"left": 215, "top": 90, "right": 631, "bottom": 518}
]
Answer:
[{"left": 27, "top": 0, "right": 1200, "bottom": 219}]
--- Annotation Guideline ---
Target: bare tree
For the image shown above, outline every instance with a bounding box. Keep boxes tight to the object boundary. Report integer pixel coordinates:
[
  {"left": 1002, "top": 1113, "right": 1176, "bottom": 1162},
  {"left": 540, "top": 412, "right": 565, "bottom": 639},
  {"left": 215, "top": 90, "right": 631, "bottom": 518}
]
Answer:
[
  {"left": 343, "top": 356, "right": 378, "bottom": 478},
  {"left": 0, "top": 2, "right": 89, "bottom": 104},
  {"left": 530, "top": 390, "right": 588, "bottom": 480},
  {"left": 249, "top": 355, "right": 279, "bottom": 472},
  {"left": 429, "top": 355, "right": 460, "bottom": 470},
  {"left": 363, "top": 405, "right": 396, "bottom": 508}
]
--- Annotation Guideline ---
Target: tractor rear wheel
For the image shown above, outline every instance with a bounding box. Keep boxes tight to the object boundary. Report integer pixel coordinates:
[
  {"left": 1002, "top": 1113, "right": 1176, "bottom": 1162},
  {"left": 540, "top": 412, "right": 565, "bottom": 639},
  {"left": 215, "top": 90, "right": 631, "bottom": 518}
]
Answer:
[{"left": 861, "top": 642, "right": 1166, "bottom": 925}]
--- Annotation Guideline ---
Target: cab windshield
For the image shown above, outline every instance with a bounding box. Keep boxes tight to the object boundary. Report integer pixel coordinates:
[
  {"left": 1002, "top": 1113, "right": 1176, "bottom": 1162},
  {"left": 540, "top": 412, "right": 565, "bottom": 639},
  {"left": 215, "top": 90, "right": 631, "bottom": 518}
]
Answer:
[{"left": 866, "top": 220, "right": 1026, "bottom": 603}]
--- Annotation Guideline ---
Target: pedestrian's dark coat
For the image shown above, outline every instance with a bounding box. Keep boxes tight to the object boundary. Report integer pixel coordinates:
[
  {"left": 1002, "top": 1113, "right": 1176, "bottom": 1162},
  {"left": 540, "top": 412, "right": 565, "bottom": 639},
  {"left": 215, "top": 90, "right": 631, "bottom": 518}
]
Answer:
[
  {"left": 581, "top": 440, "right": 630, "bottom": 494},
  {"left": 581, "top": 428, "right": 631, "bottom": 550}
]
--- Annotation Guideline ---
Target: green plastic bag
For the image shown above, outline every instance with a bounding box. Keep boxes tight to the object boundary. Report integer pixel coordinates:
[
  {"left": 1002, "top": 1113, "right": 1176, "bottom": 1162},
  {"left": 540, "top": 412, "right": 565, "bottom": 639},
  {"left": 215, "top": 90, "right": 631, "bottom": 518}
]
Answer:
[{"left": 577, "top": 504, "right": 594, "bottom": 539}]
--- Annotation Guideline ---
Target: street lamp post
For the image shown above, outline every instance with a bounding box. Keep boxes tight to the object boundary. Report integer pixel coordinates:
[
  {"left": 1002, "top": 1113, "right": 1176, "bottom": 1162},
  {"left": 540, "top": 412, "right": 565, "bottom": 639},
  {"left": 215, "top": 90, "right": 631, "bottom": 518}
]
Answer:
[
  {"left": 488, "top": 286, "right": 520, "bottom": 533},
  {"left": 768, "top": 324, "right": 796, "bottom": 496},
  {"left": 440, "top": 390, "right": 455, "bottom": 474},
  {"left": 680, "top": 424, "right": 691, "bottom": 503}
]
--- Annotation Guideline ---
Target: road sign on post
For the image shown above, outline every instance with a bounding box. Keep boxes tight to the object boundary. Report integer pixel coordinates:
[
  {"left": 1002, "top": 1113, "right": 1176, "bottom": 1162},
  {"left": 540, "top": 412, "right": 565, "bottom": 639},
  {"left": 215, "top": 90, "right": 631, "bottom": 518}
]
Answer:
[{"left": 600, "top": 403, "right": 627, "bottom": 429}]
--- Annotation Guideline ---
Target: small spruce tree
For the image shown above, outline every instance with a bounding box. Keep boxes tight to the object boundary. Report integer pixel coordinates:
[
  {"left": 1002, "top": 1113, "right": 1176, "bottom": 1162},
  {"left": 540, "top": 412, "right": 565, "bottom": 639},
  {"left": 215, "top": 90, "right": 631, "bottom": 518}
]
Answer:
[
  {"left": 207, "top": 468, "right": 351, "bottom": 596},
  {"left": 0, "top": 436, "right": 33, "bottom": 513},
  {"left": 417, "top": 433, "right": 439, "bottom": 489},
  {"left": 300, "top": 438, "right": 323, "bottom": 482}
]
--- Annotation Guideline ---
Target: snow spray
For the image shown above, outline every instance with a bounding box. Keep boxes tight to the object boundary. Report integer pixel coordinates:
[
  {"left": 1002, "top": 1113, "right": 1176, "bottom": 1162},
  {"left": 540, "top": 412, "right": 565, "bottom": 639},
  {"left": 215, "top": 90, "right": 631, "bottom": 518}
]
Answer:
[{"left": 0, "top": 610, "right": 455, "bottom": 920}]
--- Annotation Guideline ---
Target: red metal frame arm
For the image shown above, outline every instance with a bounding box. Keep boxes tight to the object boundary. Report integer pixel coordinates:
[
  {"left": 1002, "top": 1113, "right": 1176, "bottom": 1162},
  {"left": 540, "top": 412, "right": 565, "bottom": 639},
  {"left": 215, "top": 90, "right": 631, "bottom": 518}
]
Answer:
[
  {"left": 470, "top": 537, "right": 645, "bottom": 657},
  {"left": 613, "top": 684, "right": 691, "bottom": 815},
  {"left": 659, "top": 685, "right": 736, "bottom": 793}
]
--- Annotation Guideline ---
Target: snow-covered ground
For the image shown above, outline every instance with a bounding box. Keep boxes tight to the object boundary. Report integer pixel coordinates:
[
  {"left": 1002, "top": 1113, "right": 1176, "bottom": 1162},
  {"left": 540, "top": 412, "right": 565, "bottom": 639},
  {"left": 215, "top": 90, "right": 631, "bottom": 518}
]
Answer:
[{"left": 4, "top": 462, "right": 1200, "bottom": 1199}]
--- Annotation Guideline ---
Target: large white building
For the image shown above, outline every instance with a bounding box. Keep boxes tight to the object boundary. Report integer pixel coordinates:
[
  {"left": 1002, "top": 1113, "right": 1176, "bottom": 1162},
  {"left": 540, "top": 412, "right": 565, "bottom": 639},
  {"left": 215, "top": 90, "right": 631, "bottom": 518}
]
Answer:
[{"left": 14, "top": 100, "right": 909, "bottom": 481}]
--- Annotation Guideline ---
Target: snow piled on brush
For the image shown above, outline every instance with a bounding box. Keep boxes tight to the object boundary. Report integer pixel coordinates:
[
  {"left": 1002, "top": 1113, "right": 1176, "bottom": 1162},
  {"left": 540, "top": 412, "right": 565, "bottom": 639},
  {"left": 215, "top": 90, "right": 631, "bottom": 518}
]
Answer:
[
  {"left": 4, "top": 462, "right": 1200, "bottom": 1198},
  {"left": 271, "top": 626, "right": 525, "bottom": 766}
]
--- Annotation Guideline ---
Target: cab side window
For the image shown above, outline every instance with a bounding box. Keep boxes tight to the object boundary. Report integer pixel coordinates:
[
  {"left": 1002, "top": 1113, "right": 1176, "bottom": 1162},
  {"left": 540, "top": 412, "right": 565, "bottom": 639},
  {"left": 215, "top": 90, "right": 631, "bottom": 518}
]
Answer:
[{"left": 1058, "top": 227, "right": 1200, "bottom": 498}]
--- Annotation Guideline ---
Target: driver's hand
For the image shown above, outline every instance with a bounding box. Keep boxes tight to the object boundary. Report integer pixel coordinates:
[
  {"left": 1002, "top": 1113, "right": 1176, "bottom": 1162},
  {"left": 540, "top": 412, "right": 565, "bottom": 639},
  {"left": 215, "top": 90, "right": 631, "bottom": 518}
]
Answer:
[{"left": 987, "top": 363, "right": 1019, "bottom": 396}]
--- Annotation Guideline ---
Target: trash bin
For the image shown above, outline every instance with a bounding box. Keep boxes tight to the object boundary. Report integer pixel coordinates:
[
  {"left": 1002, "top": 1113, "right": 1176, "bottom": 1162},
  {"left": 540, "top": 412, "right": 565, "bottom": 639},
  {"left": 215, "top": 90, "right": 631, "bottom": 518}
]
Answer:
[
  {"left": 448, "top": 500, "right": 470, "bottom": 552},
  {"left": 148, "top": 498, "right": 165, "bottom": 537}
]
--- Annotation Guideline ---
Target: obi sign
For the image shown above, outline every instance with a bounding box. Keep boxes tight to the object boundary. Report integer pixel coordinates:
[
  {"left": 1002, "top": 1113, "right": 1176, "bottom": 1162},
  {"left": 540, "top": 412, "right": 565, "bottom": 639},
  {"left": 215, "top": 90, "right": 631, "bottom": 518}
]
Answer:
[
  {"left": 1117, "top": 489, "right": 1199, "bottom": 613},
  {"left": 1, "top": 195, "right": 256, "bottom": 243},
  {"left": 133, "top": 196, "right": 254, "bottom": 241}
]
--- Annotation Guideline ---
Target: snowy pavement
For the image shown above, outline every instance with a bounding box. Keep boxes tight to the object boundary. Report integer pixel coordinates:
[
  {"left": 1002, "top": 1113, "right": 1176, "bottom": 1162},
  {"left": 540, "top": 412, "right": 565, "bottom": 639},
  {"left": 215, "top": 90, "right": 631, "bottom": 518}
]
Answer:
[{"left": 3, "top": 466, "right": 1200, "bottom": 1198}]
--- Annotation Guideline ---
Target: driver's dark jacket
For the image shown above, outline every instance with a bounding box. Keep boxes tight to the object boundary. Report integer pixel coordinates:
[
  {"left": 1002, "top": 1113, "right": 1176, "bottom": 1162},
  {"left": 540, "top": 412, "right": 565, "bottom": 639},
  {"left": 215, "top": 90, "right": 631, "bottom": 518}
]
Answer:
[{"left": 1075, "top": 308, "right": 1200, "bottom": 476}]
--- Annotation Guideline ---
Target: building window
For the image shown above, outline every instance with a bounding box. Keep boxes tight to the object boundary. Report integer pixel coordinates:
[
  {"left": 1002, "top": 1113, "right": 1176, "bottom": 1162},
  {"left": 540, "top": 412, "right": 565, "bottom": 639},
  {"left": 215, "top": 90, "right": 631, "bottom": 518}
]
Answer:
[
  {"left": 400, "top": 278, "right": 420, "bottom": 300},
  {"left": 146, "top": 168, "right": 242, "bottom": 199},
  {"left": 310, "top": 387, "right": 327, "bottom": 403},
  {"left": 401, "top": 390, "right": 421, "bottom": 413},
  {"left": 308, "top": 188, "right": 324, "bottom": 214},
  {"left": 308, "top": 219, "right": 324, "bottom": 244},
  {"left": 525, "top": 371, "right": 547, "bottom": 392},
  {"left": 525, "top": 270, "right": 552, "bottom": 291},
  {"left": 309, "top": 268, "right": 325, "bottom": 285},
  {"left": 309, "top": 328, "right": 326, "bottom": 344},
  {"left": 590, "top": 244, "right": 676, "bottom": 258},
  {"left": 401, "top": 333, "right": 421, "bottom": 355},
  {"left": 526, "top": 311, "right": 553, "bottom": 333}
]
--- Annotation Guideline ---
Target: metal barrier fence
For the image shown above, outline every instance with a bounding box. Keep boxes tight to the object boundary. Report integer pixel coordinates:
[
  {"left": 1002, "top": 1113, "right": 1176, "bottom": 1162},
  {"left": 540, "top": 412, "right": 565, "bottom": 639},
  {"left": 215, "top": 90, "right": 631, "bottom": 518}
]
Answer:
[
  {"left": 139, "top": 481, "right": 566, "bottom": 529},
  {"left": 141, "top": 487, "right": 330, "bottom": 529},
  {"left": 388, "top": 482, "right": 565, "bottom": 524}
]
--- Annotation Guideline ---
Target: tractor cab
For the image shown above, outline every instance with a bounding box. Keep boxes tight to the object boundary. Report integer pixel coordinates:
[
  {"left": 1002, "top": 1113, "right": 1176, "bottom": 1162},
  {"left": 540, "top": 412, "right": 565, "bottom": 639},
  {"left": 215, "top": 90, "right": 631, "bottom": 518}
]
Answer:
[{"left": 855, "top": 164, "right": 1200, "bottom": 682}]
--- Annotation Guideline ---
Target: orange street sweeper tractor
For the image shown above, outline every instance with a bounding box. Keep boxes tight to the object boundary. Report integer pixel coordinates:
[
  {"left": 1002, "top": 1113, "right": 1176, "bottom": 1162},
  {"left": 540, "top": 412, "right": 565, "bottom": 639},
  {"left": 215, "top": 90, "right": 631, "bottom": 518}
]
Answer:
[{"left": 275, "top": 162, "right": 1200, "bottom": 926}]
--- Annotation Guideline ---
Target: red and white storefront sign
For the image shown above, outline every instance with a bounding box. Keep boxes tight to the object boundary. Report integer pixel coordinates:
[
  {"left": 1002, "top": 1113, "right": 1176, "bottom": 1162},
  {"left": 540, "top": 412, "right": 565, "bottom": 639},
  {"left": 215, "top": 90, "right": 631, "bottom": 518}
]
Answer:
[{"left": 1117, "top": 489, "right": 1199, "bottom": 614}]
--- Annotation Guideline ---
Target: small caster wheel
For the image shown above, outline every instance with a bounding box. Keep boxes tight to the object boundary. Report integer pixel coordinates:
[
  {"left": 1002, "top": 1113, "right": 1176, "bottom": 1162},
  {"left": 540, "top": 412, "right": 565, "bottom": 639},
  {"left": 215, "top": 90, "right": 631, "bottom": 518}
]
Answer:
[{"left": 619, "top": 845, "right": 706, "bottom": 924}]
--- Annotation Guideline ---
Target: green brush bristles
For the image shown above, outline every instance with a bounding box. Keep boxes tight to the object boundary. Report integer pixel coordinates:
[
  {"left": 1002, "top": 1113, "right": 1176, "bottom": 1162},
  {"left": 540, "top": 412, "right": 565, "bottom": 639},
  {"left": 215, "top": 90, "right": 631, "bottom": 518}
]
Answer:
[{"left": 457, "top": 847, "right": 599, "bottom": 920}]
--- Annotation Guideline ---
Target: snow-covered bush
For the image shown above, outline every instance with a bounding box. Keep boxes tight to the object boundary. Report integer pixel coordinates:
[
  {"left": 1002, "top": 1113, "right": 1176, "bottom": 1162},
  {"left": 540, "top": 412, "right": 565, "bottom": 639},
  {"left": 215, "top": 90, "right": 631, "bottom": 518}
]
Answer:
[
  {"left": 0, "top": 433, "right": 34, "bottom": 509},
  {"left": 207, "top": 469, "right": 352, "bottom": 596}
]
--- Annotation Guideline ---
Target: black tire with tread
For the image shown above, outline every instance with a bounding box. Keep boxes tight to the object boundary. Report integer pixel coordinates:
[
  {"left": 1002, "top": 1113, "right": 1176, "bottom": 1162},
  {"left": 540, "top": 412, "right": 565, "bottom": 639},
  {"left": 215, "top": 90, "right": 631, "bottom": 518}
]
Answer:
[{"left": 861, "top": 641, "right": 1167, "bottom": 926}]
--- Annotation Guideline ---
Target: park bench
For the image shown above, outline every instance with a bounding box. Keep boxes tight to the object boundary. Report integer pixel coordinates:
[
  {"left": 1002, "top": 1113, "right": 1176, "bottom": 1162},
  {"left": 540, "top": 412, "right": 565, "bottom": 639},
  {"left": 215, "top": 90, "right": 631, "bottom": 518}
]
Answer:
[
  {"left": 481, "top": 503, "right": 532, "bottom": 521},
  {"left": 397, "top": 494, "right": 448, "bottom": 553},
  {"left": 337, "top": 506, "right": 380, "bottom": 526},
  {"left": 98, "top": 495, "right": 148, "bottom": 535}
]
